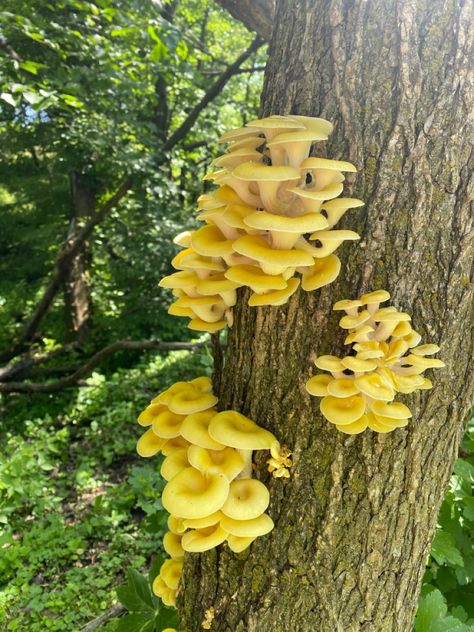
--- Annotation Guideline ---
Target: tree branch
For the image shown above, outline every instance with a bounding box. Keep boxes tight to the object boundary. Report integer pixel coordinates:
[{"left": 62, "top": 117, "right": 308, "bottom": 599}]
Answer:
[
  {"left": 81, "top": 604, "right": 125, "bottom": 632},
  {"left": 163, "top": 35, "right": 265, "bottom": 152},
  {"left": 0, "top": 177, "right": 134, "bottom": 364},
  {"left": 216, "top": 0, "right": 275, "bottom": 41},
  {"left": 0, "top": 338, "right": 210, "bottom": 393},
  {"left": 0, "top": 343, "right": 78, "bottom": 381}
]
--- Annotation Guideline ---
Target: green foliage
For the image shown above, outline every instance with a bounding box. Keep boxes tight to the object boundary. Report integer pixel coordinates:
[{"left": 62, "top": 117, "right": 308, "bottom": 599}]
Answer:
[
  {"left": 420, "top": 413, "right": 474, "bottom": 629},
  {"left": 0, "top": 349, "right": 211, "bottom": 630}
]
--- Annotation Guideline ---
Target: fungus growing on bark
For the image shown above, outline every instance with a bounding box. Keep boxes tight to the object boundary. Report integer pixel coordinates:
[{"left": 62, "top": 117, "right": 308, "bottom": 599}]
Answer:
[
  {"left": 135, "top": 377, "right": 292, "bottom": 608},
  {"left": 160, "top": 115, "right": 363, "bottom": 331},
  {"left": 306, "top": 291, "right": 444, "bottom": 433}
]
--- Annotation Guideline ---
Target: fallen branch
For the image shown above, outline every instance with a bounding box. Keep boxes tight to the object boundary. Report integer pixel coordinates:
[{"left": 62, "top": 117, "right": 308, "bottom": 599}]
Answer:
[
  {"left": 81, "top": 603, "right": 125, "bottom": 632},
  {"left": 0, "top": 343, "right": 78, "bottom": 381},
  {"left": 0, "top": 339, "right": 210, "bottom": 393}
]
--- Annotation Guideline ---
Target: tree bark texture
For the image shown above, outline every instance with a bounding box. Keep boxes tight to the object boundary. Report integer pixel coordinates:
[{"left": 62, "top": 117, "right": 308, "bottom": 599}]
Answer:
[
  {"left": 64, "top": 171, "right": 95, "bottom": 342},
  {"left": 181, "top": 1, "right": 474, "bottom": 631}
]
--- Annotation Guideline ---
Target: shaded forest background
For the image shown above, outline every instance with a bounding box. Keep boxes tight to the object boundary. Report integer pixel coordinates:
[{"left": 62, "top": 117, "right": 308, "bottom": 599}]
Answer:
[{"left": 0, "top": 1, "right": 472, "bottom": 630}]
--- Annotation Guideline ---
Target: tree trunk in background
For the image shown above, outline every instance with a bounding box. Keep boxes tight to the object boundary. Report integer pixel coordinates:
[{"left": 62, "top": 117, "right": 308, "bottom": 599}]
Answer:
[
  {"left": 63, "top": 171, "right": 94, "bottom": 342},
  {"left": 181, "top": 1, "right": 474, "bottom": 631}
]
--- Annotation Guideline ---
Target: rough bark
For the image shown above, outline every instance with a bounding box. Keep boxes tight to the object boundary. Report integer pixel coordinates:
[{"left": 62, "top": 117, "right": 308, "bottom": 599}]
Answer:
[
  {"left": 181, "top": 1, "right": 474, "bottom": 631},
  {"left": 64, "top": 171, "right": 95, "bottom": 342},
  {"left": 216, "top": 0, "right": 275, "bottom": 41}
]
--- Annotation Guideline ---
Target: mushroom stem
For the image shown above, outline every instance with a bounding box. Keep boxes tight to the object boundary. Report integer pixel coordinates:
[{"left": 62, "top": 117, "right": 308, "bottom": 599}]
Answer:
[{"left": 237, "top": 449, "right": 254, "bottom": 478}]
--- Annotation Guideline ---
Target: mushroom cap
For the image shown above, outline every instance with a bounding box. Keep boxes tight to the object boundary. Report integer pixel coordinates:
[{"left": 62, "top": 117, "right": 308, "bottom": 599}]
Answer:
[
  {"left": 327, "top": 378, "right": 360, "bottom": 398},
  {"left": 212, "top": 148, "right": 263, "bottom": 169},
  {"left": 221, "top": 204, "right": 258, "bottom": 230},
  {"left": 301, "top": 157, "right": 357, "bottom": 172},
  {"left": 320, "top": 395, "right": 367, "bottom": 425},
  {"left": 167, "top": 515, "right": 186, "bottom": 535},
  {"left": 246, "top": 115, "right": 306, "bottom": 131},
  {"left": 390, "top": 373, "right": 426, "bottom": 393},
  {"left": 369, "top": 400, "right": 413, "bottom": 419},
  {"left": 181, "top": 524, "right": 229, "bottom": 552},
  {"left": 191, "top": 225, "right": 234, "bottom": 258},
  {"left": 196, "top": 274, "right": 240, "bottom": 296},
  {"left": 248, "top": 277, "right": 300, "bottom": 307},
  {"left": 159, "top": 270, "right": 199, "bottom": 289},
  {"left": 159, "top": 558, "right": 183, "bottom": 590},
  {"left": 219, "top": 126, "right": 264, "bottom": 143},
  {"left": 360, "top": 290, "right": 391, "bottom": 305},
  {"left": 287, "top": 182, "right": 344, "bottom": 201},
  {"left": 162, "top": 467, "right": 230, "bottom": 519},
  {"left": 308, "top": 230, "right": 360, "bottom": 257},
  {"left": 173, "top": 230, "right": 193, "bottom": 247},
  {"left": 152, "top": 410, "right": 186, "bottom": 438},
  {"left": 306, "top": 374, "right": 332, "bottom": 397},
  {"left": 333, "top": 299, "right": 363, "bottom": 311},
  {"left": 161, "top": 436, "right": 190, "bottom": 456},
  {"left": 163, "top": 531, "right": 184, "bottom": 558},
  {"left": 355, "top": 373, "right": 395, "bottom": 401},
  {"left": 403, "top": 354, "right": 445, "bottom": 369},
  {"left": 335, "top": 414, "right": 369, "bottom": 435},
  {"left": 286, "top": 115, "right": 333, "bottom": 135},
  {"left": 138, "top": 403, "right": 167, "bottom": 427},
  {"left": 172, "top": 249, "right": 225, "bottom": 273},
  {"left": 168, "top": 302, "right": 195, "bottom": 318},
  {"left": 187, "top": 445, "right": 245, "bottom": 480},
  {"left": 209, "top": 411, "right": 277, "bottom": 451},
  {"left": 233, "top": 235, "right": 314, "bottom": 268},
  {"left": 136, "top": 428, "right": 167, "bottom": 458},
  {"left": 267, "top": 129, "right": 328, "bottom": 146},
  {"left": 152, "top": 382, "right": 191, "bottom": 405},
  {"left": 300, "top": 255, "right": 341, "bottom": 291},
  {"left": 227, "top": 534, "right": 256, "bottom": 553},
  {"left": 314, "top": 355, "right": 345, "bottom": 372},
  {"left": 220, "top": 513, "right": 274, "bottom": 538},
  {"left": 167, "top": 384, "right": 218, "bottom": 415},
  {"left": 180, "top": 409, "right": 225, "bottom": 450},
  {"left": 410, "top": 344, "right": 441, "bottom": 356},
  {"left": 188, "top": 318, "right": 228, "bottom": 332},
  {"left": 221, "top": 479, "right": 270, "bottom": 520},
  {"left": 233, "top": 162, "right": 301, "bottom": 182},
  {"left": 340, "top": 356, "right": 377, "bottom": 373},
  {"left": 182, "top": 510, "right": 224, "bottom": 530},
  {"left": 190, "top": 376, "right": 213, "bottom": 392},
  {"left": 224, "top": 265, "right": 287, "bottom": 293},
  {"left": 160, "top": 448, "right": 189, "bottom": 481},
  {"left": 226, "top": 136, "right": 265, "bottom": 152},
  {"left": 344, "top": 325, "right": 375, "bottom": 344},
  {"left": 373, "top": 309, "right": 411, "bottom": 323},
  {"left": 244, "top": 210, "right": 328, "bottom": 233}
]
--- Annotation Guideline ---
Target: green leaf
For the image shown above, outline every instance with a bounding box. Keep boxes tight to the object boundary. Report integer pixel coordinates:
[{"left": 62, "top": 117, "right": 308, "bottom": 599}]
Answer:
[
  {"left": 117, "top": 569, "right": 156, "bottom": 612},
  {"left": 148, "top": 555, "right": 164, "bottom": 584},
  {"left": 0, "top": 93, "right": 17, "bottom": 107},
  {"left": 415, "top": 589, "right": 474, "bottom": 632},
  {"left": 156, "top": 605, "right": 179, "bottom": 629},
  {"left": 150, "top": 41, "right": 168, "bottom": 63},
  {"left": 128, "top": 569, "right": 156, "bottom": 609},
  {"left": 115, "top": 612, "right": 155, "bottom": 632},
  {"left": 431, "top": 531, "right": 464, "bottom": 567},
  {"left": 454, "top": 460, "right": 474, "bottom": 483},
  {"left": 19, "top": 61, "right": 45, "bottom": 75}
]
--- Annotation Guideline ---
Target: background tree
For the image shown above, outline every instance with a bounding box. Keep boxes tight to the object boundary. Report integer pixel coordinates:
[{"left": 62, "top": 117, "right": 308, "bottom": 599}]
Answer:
[{"left": 181, "top": 1, "right": 474, "bottom": 631}]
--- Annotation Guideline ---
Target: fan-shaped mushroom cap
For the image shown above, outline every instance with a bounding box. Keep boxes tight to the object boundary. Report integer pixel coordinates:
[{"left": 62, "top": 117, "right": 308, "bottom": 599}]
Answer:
[
  {"left": 333, "top": 299, "right": 363, "bottom": 312},
  {"left": 209, "top": 411, "right": 278, "bottom": 451},
  {"left": 162, "top": 467, "right": 230, "bottom": 519},
  {"left": 161, "top": 436, "right": 190, "bottom": 456},
  {"left": 152, "top": 410, "right": 185, "bottom": 439},
  {"left": 301, "top": 157, "right": 357, "bottom": 172},
  {"left": 136, "top": 428, "right": 167, "bottom": 457},
  {"left": 168, "top": 514, "right": 186, "bottom": 534},
  {"left": 187, "top": 445, "right": 245, "bottom": 480},
  {"left": 267, "top": 130, "right": 329, "bottom": 167},
  {"left": 300, "top": 255, "right": 341, "bottom": 291},
  {"left": 190, "top": 376, "right": 212, "bottom": 392},
  {"left": 360, "top": 290, "right": 391, "bottom": 305},
  {"left": 336, "top": 414, "right": 369, "bottom": 435},
  {"left": 233, "top": 234, "right": 314, "bottom": 276},
  {"left": 320, "top": 395, "right": 366, "bottom": 425},
  {"left": 161, "top": 448, "right": 189, "bottom": 481},
  {"left": 226, "top": 136, "right": 265, "bottom": 152},
  {"left": 163, "top": 531, "right": 184, "bottom": 558},
  {"left": 191, "top": 225, "right": 234, "bottom": 258},
  {"left": 188, "top": 318, "right": 227, "bottom": 332},
  {"left": 182, "top": 510, "right": 223, "bottom": 530},
  {"left": 220, "top": 513, "right": 274, "bottom": 537},
  {"left": 167, "top": 385, "right": 218, "bottom": 415},
  {"left": 246, "top": 115, "right": 305, "bottom": 140},
  {"left": 168, "top": 302, "right": 195, "bottom": 318},
  {"left": 287, "top": 115, "right": 333, "bottom": 136},
  {"left": 411, "top": 344, "right": 441, "bottom": 356},
  {"left": 152, "top": 575, "right": 168, "bottom": 598},
  {"left": 355, "top": 372, "right": 394, "bottom": 401},
  {"left": 159, "top": 559, "right": 183, "bottom": 590},
  {"left": 138, "top": 403, "right": 167, "bottom": 427},
  {"left": 369, "top": 400, "right": 412, "bottom": 419},
  {"left": 227, "top": 534, "right": 256, "bottom": 553},
  {"left": 308, "top": 229, "right": 360, "bottom": 257},
  {"left": 366, "top": 413, "right": 400, "bottom": 433},
  {"left": 221, "top": 479, "right": 270, "bottom": 520},
  {"left": 224, "top": 265, "right": 287, "bottom": 293},
  {"left": 327, "top": 378, "right": 360, "bottom": 398},
  {"left": 219, "top": 126, "right": 264, "bottom": 143},
  {"left": 341, "top": 356, "right": 377, "bottom": 373},
  {"left": 180, "top": 410, "right": 225, "bottom": 450},
  {"left": 319, "top": 197, "right": 365, "bottom": 228},
  {"left": 403, "top": 354, "right": 445, "bottom": 369},
  {"left": 390, "top": 373, "right": 426, "bottom": 393},
  {"left": 212, "top": 148, "right": 263, "bottom": 169},
  {"left": 181, "top": 524, "right": 228, "bottom": 552},
  {"left": 233, "top": 162, "right": 301, "bottom": 211},
  {"left": 159, "top": 270, "right": 199, "bottom": 290},
  {"left": 390, "top": 321, "right": 413, "bottom": 338},
  {"left": 196, "top": 274, "right": 240, "bottom": 296},
  {"left": 248, "top": 277, "right": 300, "bottom": 307},
  {"left": 338, "top": 309, "right": 371, "bottom": 329},
  {"left": 244, "top": 210, "right": 328, "bottom": 249},
  {"left": 287, "top": 183, "right": 344, "bottom": 212},
  {"left": 221, "top": 204, "right": 258, "bottom": 231},
  {"left": 374, "top": 309, "right": 411, "bottom": 323},
  {"left": 306, "top": 373, "right": 332, "bottom": 396},
  {"left": 344, "top": 325, "right": 375, "bottom": 344},
  {"left": 314, "top": 355, "right": 345, "bottom": 373}
]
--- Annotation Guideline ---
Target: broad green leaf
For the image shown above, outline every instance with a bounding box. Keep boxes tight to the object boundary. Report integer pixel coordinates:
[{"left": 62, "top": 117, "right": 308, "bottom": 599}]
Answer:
[
  {"left": 454, "top": 460, "right": 474, "bottom": 483},
  {"left": 0, "top": 92, "right": 17, "bottom": 107},
  {"left": 115, "top": 612, "right": 155, "bottom": 632},
  {"left": 431, "top": 531, "right": 464, "bottom": 567}
]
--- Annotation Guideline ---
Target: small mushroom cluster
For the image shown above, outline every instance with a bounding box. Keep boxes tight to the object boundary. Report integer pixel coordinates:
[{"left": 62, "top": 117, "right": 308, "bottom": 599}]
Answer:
[
  {"left": 160, "top": 114, "right": 364, "bottom": 332},
  {"left": 136, "top": 377, "right": 291, "bottom": 606},
  {"left": 305, "top": 290, "right": 445, "bottom": 434}
]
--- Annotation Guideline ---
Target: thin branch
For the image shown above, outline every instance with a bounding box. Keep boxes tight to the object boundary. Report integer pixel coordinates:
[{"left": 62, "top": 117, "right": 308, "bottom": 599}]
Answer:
[
  {"left": 0, "top": 177, "right": 134, "bottom": 364},
  {"left": 81, "top": 603, "right": 125, "bottom": 632},
  {"left": 0, "top": 37, "right": 21, "bottom": 62},
  {"left": 0, "top": 343, "right": 78, "bottom": 381},
  {"left": 163, "top": 35, "right": 264, "bottom": 152},
  {"left": 0, "top": 338, "right": 210, "bottom": 393},
  {"left": 201, "top": 65, "right": 266, "bottom": 76}
]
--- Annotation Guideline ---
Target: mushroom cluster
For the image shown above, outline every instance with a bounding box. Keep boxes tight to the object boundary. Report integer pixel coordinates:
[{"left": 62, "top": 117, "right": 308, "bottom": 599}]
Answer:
[
  {"left": 136, "top": 377, "right": 292, "bottom": 606},
  {"left": 160, "top": 114, "right": 364, "bottom": 332},
  {"left": 305, "top": 290, "right": 445, "bottom": 434}
]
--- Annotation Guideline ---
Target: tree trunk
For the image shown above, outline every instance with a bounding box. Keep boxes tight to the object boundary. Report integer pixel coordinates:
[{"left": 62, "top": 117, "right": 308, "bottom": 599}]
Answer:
[
  {"left": 64, "top": 171, "right": 94, "bottom": 342},
  {"left": 180, "top": 1, "right": 474, "bottom": 631}
]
